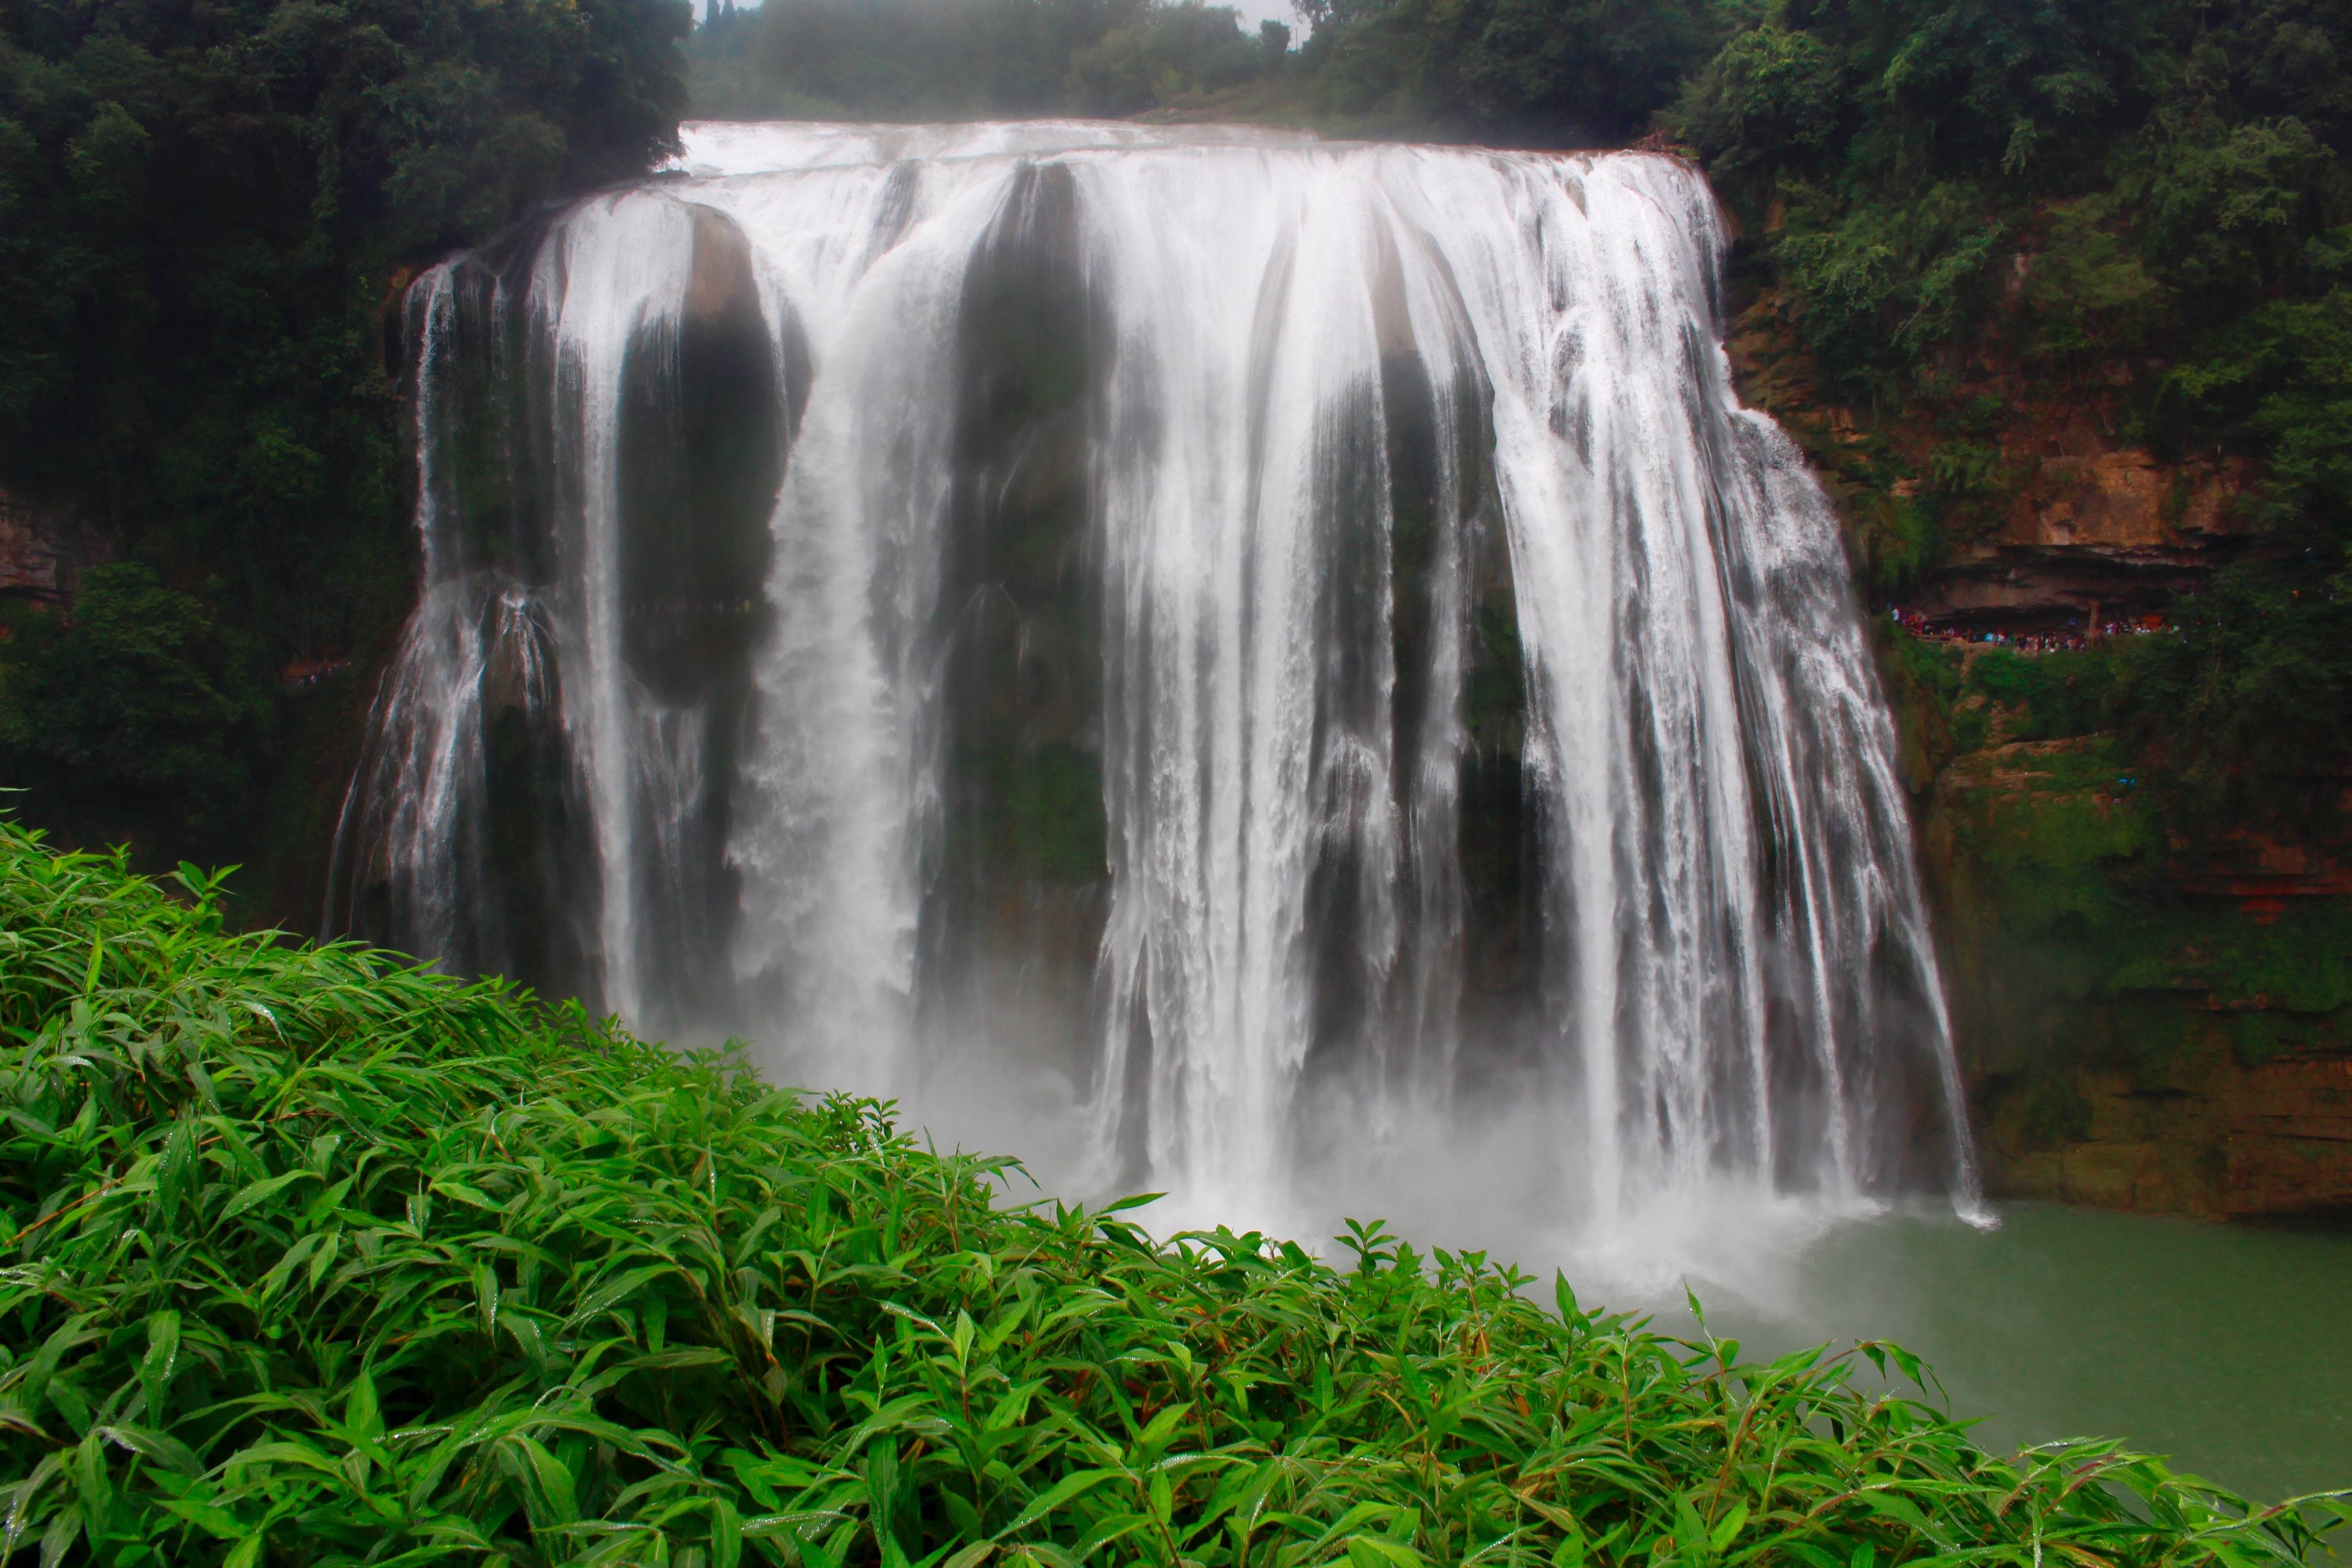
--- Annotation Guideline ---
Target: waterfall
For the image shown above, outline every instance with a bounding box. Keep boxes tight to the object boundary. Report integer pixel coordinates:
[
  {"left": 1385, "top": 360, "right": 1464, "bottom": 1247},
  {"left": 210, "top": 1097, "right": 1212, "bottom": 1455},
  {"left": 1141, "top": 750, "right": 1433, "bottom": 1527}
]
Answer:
[{"left": 329, "top": 121, "right": 1979, "bottom": 1231}]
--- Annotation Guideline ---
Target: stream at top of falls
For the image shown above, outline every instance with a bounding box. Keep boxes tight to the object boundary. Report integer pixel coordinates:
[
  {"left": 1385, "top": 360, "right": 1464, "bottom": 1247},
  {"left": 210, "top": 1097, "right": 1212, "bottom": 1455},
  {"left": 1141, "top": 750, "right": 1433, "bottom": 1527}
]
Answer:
[{"left": 308, "top": 118, "right": 2352, "bottom": 1503}]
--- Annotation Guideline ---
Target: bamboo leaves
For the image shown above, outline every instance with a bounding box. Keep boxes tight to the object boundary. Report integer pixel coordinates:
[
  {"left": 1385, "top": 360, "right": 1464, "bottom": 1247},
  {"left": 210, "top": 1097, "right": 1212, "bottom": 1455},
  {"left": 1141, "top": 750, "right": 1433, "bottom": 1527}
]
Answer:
[{"left": 0, "top": 818, "right": 2343, "bottom": 1568}]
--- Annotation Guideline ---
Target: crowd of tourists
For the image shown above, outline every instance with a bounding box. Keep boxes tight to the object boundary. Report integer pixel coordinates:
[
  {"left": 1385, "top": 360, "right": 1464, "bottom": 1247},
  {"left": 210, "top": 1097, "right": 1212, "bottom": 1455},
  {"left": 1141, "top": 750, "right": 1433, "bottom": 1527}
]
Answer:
[{"left": 1886, "top": 606, "right": 2166, "bottom": 653}]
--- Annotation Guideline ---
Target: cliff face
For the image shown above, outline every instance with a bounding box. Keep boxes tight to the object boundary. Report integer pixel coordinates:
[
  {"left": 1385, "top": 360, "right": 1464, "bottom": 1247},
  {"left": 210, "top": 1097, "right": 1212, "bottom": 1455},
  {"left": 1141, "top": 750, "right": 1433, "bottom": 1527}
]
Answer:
[
  {"left": 1727, "top": 274, "right": 2264, "bottom": 624},
  {"left": 1920, "top": 442, "right": 2254, "bottom": 625},
  {"left": 1925, "top": 731, "right": 2352, "bottom": 1220},
  {"left": 1727, "top": 277, "right": 2352, "bottom": 1222},
  {"left": 1879, "top": 572, "right": 2352, "bottom": 1221},
  {"left": 0, "top": 486, "right": 107, "bottom": 606}
]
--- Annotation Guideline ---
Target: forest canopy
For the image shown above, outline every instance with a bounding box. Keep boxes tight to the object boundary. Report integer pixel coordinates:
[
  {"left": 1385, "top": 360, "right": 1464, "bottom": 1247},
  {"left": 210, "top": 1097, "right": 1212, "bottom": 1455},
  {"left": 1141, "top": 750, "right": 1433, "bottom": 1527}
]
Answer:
[{"left": 687, "top": 0, "right": 1288, "bottom": 120}]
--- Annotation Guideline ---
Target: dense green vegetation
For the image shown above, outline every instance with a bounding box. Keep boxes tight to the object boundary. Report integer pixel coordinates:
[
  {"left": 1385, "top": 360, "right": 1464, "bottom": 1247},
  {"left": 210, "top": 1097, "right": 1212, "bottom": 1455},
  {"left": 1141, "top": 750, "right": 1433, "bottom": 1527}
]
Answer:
[
  {"left": 4, "top": 0, "right": 2351, "bottom": 1215},
  {"left": 3, "top": 817, "right": 2347, "bottom": 1564},
  {"left": 1660, "top": 0, "right": 2352, "bottom": 840},
  {"left": 687, "top": 0, "right": 1290, "bottom": 121},
  {"left": 0, "top": 0, "right": 689, "bottom": 857},
  {"left": 1291, "top": 0, "right": 1716, "bottom": 140},
  {"left": 1, "top": 564, "right": 273, "bottom": 844}
]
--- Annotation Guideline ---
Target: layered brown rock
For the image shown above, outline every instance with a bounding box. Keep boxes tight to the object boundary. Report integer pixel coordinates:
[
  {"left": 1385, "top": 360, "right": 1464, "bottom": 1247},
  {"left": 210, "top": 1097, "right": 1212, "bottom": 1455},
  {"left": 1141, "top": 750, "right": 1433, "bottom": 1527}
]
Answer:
[
  {"left": 0, "top": 485, "right": 106, "bottom": 605},
  {"left": 1994, "top": 1042, "right": 2352, "bottom": 1219},
  {"left": 1916, "top": 442, "right": 2253, "bottom": 624}
]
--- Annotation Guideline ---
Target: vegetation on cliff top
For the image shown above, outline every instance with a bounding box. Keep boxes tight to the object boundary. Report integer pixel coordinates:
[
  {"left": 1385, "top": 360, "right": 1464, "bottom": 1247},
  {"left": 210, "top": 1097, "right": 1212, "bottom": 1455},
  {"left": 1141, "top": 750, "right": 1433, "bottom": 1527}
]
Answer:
[
  {"left": 5, "top": 819, "right": 2347, "bottom": 1565},
  {"left": 1663, "top": 0, "right": 2352, "bottom": 846}
]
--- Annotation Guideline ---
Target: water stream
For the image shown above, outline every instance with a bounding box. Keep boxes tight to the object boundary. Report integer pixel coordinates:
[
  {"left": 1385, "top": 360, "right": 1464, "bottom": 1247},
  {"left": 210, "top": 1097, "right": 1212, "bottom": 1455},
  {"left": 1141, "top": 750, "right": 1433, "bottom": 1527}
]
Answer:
[{"left": 332, "top": 122, "right": 1976, "bottom": 1240}]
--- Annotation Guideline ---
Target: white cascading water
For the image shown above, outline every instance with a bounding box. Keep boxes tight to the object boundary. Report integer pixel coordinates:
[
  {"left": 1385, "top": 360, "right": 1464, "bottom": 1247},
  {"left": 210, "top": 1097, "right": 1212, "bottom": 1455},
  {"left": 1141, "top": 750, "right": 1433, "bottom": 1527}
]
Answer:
[{"left": 329, "top": 122, "right": 1980, "bottom": 1244}]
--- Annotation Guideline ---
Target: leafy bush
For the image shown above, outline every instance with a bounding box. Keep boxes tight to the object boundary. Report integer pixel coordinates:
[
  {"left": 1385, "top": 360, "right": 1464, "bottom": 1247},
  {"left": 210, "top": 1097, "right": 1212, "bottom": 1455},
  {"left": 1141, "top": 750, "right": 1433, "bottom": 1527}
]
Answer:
[
  {"left": 2113, "top": 566, "right": 2352, "bottom": 835},
  {"left": 1069, "top": 3, "right": 1264, "bottom": 113},
  {"left": 2022, "top": 198, "right": 2166, "bottom": 363},
  {"left": 1966, "top": 649, "right": 2116, "bottom": 742},
  {"left": 4, "top": 820, "right": 2346, "bottom": 1565},
  {"left": 13, "top": 563, "right": 272, "bottom": 845},
  {"left": 1772, "top": 182, "right": 2006, "bottom": 398},
  {"left": 1669, "top": 25, "right": 1842, "bottom": 188}
]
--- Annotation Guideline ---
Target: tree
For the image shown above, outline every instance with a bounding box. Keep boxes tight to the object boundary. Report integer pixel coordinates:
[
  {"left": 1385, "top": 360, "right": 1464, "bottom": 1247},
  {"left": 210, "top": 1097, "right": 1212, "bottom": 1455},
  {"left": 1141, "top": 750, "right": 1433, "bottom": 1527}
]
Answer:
[
  {"left": 0, "top": 0, "right": 687, "bottom": 865},
  {"left": 0, "top": 0, "right": 691, "bottom": 664},
  {"left": 19, "top": 564, "right": 272, "bottom": 844}
]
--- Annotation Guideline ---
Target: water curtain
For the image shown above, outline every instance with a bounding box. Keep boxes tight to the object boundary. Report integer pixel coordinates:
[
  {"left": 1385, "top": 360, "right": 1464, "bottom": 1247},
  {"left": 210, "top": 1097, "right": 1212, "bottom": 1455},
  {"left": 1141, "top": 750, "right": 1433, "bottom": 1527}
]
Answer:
[{"left": 329, "top": 123, "right": 1978, "bottom": 1222}]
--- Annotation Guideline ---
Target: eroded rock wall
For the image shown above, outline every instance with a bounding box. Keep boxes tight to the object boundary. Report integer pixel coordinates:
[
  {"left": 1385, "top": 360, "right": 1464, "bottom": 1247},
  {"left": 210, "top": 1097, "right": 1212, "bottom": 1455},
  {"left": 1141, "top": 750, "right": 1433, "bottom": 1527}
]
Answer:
[
  {"left": 1900, "top": 674, "right": 2352, "bottom": 1221},
  {"left": 1731, "top": 266, "right": 2352, "bottom": 1222},
  {"left": 0, "top": 486, "right": 107, "bottom": 606}
]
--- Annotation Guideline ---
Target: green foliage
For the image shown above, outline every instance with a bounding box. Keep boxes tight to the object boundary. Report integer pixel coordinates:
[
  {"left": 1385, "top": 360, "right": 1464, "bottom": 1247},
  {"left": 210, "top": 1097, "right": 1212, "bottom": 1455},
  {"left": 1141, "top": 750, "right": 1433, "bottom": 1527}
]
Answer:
[
  {"left": 8, "top": 564, "right": 272, "bottom": 846},
  {"left": 2132, "top": 115, "right": 2334, "bottom": 307},
  {"left": 0, "top": 0, "right": 687, "bottom": 872},
  {"left": 2022, "top": 197, "right": 2166, "bottom": 363},
  {"left": 1964, "top": 649, "right": 2115, "bottom": 742},
  {"left": 1, "top": 819, "right": 2346, "bottom": 1565},
  {"left": 687, "top": 0, "right": 1269, "bottom": 121},
  {"left": 1884, "top": 625, "right": 1963, "bottom": 706},
  {"left": 1673, "top": 0, "right": 2352, "bottom": 408},
  {"left": 2161, "top": 279, "right": 2352, "bottom": 528},
  {"left": 0, "top": 0, "right": 687, "bottom": 660},
  {"left": 1292, "top": 0, "right": 1721, "bottom": 142},
  {"left": 2119, "top": 897, "right": 2352, "bottom": 1016},
  {"left": 0, "top": 602, "right": 61, "bottom": 753},
  {"left": 2114, "top": 567, "right": 2352, "bottom": 836},
  {"left": 1673, "top": 24, "right": 1840, "bottom": 179},
  {"left": 1948, "top": 736, "right": 2161, "bottom": 936},
  {"left": 1771, "top": 182, "right": 2007, "bottom": 398},
  {"left": 1070, "top": 2, "right": 1265, "bottom": 114},
  {"left": 1850, "top": 492, "right": 1936, "bottom": 594}
]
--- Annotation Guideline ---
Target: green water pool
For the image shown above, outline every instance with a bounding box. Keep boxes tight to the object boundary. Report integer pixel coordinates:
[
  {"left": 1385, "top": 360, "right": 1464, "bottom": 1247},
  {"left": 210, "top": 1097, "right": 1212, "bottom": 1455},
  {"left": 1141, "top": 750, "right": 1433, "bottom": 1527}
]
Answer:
[{"left": 1693, "top": 1203, "right": 2352, "bottom": 1505}]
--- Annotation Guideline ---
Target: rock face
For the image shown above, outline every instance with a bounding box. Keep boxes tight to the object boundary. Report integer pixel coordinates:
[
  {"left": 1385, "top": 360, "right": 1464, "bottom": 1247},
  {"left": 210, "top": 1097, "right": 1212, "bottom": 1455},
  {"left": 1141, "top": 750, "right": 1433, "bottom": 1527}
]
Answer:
[
  {"left": 1913, "top": 441, "right": 2254, "bottom": 625},
  {"left": 1916, "top": 728, "right": 2352, "bottom": 1222},
  {"left": 0, "top": 486, "right": 106, "bottom": 605},
  {"left": 920, "top": 161, "right": 1108, "bottom": 1075},
  {"left": 1731, "top": 276, "right": 2352, "bottom": 1221},
  {"left": 1995, "top": 1045, "right": 2352, "bottom": 1216},
  {"left": 328, "top": 198, "right": 789, "bottom": 1028},
  {"left": 1893, "top": 426, "right": 2352, "bottom": 1219}
]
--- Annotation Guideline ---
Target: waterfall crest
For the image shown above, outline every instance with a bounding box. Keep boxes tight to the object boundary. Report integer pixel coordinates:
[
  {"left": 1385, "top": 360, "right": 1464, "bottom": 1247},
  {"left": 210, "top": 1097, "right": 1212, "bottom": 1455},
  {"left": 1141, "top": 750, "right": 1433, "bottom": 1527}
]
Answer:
[{"left": 330, "top": 122, "right": 1979, "bottom": 1229}]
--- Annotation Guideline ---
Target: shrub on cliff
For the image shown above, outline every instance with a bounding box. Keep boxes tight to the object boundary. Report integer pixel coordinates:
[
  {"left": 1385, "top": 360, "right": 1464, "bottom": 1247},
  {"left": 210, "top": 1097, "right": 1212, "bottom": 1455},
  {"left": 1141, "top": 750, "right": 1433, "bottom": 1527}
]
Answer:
[
  {"left": 9, "top": 563, "right": 272, "bottom": 847},
  {"left": 2114, "top": 566, "right": 2352, "bottom": 838},
  {"left": 1, "top": 817, "right": 2345, "bottom": 1567}
]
